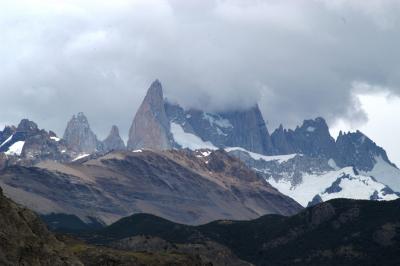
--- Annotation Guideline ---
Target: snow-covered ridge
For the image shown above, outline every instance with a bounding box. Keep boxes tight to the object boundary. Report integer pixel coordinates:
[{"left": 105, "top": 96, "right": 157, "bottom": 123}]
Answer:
[
  {"left": 266, "top": 166, "right": 398, "bottom": 207},
  {"left": 5, "top": 141, "right": 25, "bottom": 156},
  {"left": 225, "top": 147, "right": 298, "bottom": 163},
  {"left": 364, "top": 155, "right": 400, "bottom": 192}
]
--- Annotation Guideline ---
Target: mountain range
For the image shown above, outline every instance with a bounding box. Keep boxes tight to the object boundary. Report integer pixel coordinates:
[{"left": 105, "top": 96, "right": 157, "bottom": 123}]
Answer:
[
  {"left": 72, "top": 197, "right": 400, "bottom": 266},
  {"left": 0, "top": 79, "right": 399, "bottom": 224}
]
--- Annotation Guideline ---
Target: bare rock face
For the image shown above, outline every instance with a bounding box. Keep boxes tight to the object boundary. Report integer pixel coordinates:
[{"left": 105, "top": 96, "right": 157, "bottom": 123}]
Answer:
[
  {"left": 63, "top": 112, "right": 102, "bottom": 153},
  {"left": 102, "top": 125, "right": 125, "bottom": 152},
  {"left": 165, "top": 102, "right": 275, "bottom": 155},
  {"left": 127, "top": 80, "right": 172, "bottom": 150}
]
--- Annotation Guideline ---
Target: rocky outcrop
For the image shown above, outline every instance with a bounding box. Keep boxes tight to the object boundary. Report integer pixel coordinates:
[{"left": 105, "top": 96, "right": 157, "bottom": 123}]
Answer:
[
  {"left": 0, "top": 186, "right": 82, "bottom": 265},
  {"left": 63, "top": 112, "right": 102, "bottom": 153},
  {"left": 271, "top": 124, "right": 295, "bottom": 154},
  {"left": 336, "top": 130, "right": 395, "bottom": 171},
  {"left": 0, "top": 120, "right": 70, "bottom": 163},
  {"left": 165, "top": 102, "right": 275, "bottom": 155},
  {"left": 102, "top": 125, "right": 125, "bottom": 152},
  {"left": 272, "top": 117, "right": 337, "bottom": 159},
  {"left": 127, "top": 80, "right": 172, "bottom": 150},
  {"left": 271, "top": 118, "right": 397, "bottom": 171}
]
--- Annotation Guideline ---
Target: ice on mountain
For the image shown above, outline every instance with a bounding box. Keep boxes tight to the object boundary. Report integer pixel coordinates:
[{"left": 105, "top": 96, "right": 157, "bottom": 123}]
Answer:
[
  {"left": 225, "top": 147, "right": 298, "bottom": 163},
  {"left": 5, "top": 141, "right": 25, "bottom": 156},
  {"left": 202, "top": 113, "right": 233, "bottom": 129},
  {"left": 306, "top": 126, "right": 316, "bottom": 132},
  {"left": 171, "top": 122, "right": 217, "bottom": 150},
  {"left": 0, "top": 135, "right": 13, "bottom": 148},
  {"left": 50, "top": 136, "right": 61, "bottom": 142}
]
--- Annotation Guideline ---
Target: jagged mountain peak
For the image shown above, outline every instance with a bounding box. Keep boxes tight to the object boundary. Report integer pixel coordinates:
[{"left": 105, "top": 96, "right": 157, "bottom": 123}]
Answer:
[
  {"left": 336, "top": 129, "right": 395, "bottom": 171},
  {"left": 63, "top": 112, "right": 102, "bottom": 153},
  {"left": 16, "top": 119, "right": 39, "bottom": 133},
  {"left": 127, "top": 80, "right": 172, "bottom": 150},
  {"left": 109, "top": 125, "right": 120, "bottom": 136},
  {"left": 68, "top": 112, "right": 90, "bottom": 128},
  {"left": 272, "top": 117, "right": 336, "bottom": 158},
  {"left": 298, "top": 117, "right": 329, "bottom": 133},
  {"left": 103, "top": 125, "right": 125, "bottom": 151},
  {"left": 74, "top": 112, "right": 90, "bottom": 123}
]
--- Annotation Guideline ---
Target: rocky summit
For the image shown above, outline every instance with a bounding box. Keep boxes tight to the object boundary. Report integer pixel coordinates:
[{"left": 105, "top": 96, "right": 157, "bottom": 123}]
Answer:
[
  {"left": 63, "top": 112, "right": 103, "bottom": 153},
  {"left": 127, "top": 80, "right": 173, "bottom": 151},
  {"left": 102, "top": 125, "right": 125, "bottom": 152},
  {"left": 0, "top": 119, "right": 70, "bottom": 165}
]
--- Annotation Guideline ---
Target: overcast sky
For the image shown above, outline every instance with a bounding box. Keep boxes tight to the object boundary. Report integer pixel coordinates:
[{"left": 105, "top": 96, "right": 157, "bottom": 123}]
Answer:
[{"left": 1, "top": 0, "right": 400, "bottom": 164}]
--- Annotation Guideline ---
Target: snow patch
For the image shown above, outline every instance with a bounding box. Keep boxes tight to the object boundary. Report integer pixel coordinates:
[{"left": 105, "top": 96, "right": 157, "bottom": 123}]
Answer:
[
  {"left": 202, "top": 113, "right": 233, "bottom": 129},
  {"left": 328, "top": 158, "right": 338, "bottom": 170},
  {"left": 364, "top": 156, "right": 400, "bottom": 192},
  {"left": 0, "top": 135, "right": 13, "bottom": 148},
  {"left": 195, "top": 150, "right": 212, "bottom": 157},
  {"left": 72, "top": 154, "right": 90, "bottom": 161},
  {"left": 133, "top": 149, "right": 143, "bottom": 153},
  {"left": 306, "top": 126, "right": 315, "bottom": 132},
  {"left": 226, "top": 147, "right": 298, "bottom": 163},
  {"left": 5, "top": 141, "right": 25, "bottom": 156},
  {"left": 50, "top": 136, "right": 61, "bottom": 142},
  {"left": 171, "top": 123, "right": 217, "bottom": 150}
]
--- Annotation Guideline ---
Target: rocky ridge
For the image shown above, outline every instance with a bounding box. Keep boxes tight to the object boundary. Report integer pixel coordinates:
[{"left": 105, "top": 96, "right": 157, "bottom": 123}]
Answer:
[
  {"left": 0, "top": 149, "right": 302, "bottom": 226},
  {"left": 78, "top": 198, "right": 400, "bottom": 266}
]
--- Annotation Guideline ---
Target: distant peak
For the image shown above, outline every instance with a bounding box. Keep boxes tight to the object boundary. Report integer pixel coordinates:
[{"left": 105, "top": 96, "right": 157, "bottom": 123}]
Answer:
[
  {"left": 148, "top": 79, "right": 163, "bottom": 94},
  {"left": 77, "top": 112, "right": 86, "bottom": 118},
  {"left": 69, "top": 112, "right": 89, "bottom": 125},
  {"left": 109, "top": 125, "right": 120, "bottom": 136},
  {"left": 301, "top": 117, "right": 328, "bottom": 131},
  {"left": 17, "top": 119, "right": 39, "bottom": 132}
]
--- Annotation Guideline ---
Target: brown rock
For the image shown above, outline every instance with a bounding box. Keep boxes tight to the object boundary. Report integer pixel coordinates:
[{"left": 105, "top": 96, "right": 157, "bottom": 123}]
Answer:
[{"left": 127, "top": 80, "right": 172, "bottom": 151}]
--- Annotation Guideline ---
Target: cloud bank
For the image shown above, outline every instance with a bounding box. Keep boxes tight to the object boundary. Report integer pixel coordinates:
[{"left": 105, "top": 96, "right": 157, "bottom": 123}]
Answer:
[{"left": 1, "top": 0, "right": 400, "bottom": 139}]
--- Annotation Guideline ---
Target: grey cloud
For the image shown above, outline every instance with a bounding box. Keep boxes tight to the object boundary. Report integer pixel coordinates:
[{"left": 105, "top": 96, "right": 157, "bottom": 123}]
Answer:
[{"left": 1, "top": 0, "right": 400, "bottom": 140}]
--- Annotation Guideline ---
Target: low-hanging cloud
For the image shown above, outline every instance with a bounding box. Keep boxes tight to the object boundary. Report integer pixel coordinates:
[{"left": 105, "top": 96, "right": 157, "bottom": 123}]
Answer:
[{"left": 1, "top": 0, "right": 400, "bottom": 140}]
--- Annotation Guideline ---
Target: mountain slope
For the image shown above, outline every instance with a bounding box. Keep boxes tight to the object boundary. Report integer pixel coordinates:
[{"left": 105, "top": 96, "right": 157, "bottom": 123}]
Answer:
[
  {"left": 227, "top": 148, "right": 399, "bottom": 207},
  {"left": 0, "top": 186, "right": 82, "bottom": 266},
  {"left": 0, "top": 186, "right": 215, "bottom": 266},
  {"left": 82, "top": 198, "right": 400, "bottom": 266},
  {"left": 0, "top": 149, "right": 302, "bottom": 226}
]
